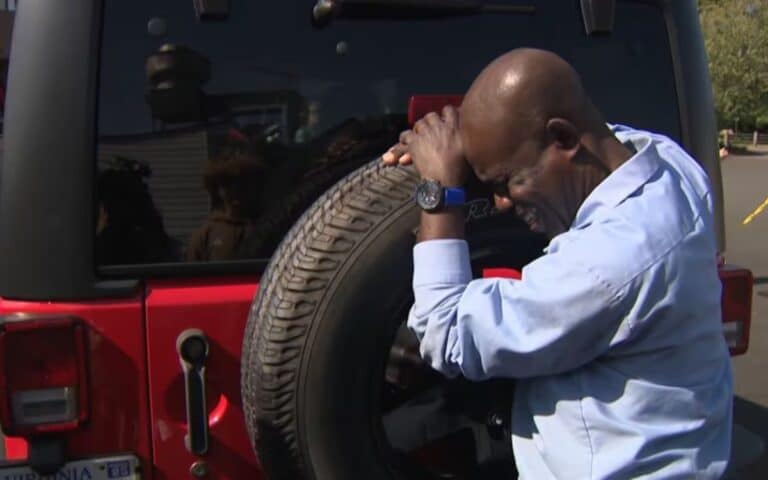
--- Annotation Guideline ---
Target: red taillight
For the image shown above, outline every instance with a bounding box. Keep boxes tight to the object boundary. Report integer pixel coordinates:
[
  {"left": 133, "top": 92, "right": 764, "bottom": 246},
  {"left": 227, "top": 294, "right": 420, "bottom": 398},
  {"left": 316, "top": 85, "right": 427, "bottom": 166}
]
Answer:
[
  {"left": 482, "top": 268, "right": 522, "bottom": 280},
  {"left": 720, "top": 266, "right": 753, "bottom": 356},
  {"left": 408, "top": 95, "right": 464, "bottom": 126},
  {"left": 0, "top": 316, "right": 89, "bottom": 435},
  {"left": 3, "top": 436, "right": 28, "bottom": 460}
]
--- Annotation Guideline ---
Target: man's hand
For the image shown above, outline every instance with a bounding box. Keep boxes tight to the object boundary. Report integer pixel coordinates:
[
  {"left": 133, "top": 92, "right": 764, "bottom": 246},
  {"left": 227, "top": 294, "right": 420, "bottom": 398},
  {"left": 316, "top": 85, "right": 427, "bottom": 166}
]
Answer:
[
  {"left": 381, "top": 105, "right": 469, "bottom": 187},
  {"left": 382, "top": 105, "right": 467, "bottom": 242}
]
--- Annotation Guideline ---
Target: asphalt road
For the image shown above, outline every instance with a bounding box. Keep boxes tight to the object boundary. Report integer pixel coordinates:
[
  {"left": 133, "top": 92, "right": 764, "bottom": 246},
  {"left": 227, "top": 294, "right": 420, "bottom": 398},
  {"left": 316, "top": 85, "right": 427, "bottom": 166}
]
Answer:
[
  {"left": 720, "top": 148, "right": 768, "bottom": 477},
  {"left": 724, "top": 149, "right": 768, "bottom": 403}
]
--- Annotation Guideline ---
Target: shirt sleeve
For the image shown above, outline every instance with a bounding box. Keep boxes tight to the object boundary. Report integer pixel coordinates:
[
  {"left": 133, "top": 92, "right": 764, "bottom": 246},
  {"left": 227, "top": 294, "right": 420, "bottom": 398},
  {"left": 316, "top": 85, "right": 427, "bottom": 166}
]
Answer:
[{"left": 408, "top": 238, "right": 629, "bottom": 380}]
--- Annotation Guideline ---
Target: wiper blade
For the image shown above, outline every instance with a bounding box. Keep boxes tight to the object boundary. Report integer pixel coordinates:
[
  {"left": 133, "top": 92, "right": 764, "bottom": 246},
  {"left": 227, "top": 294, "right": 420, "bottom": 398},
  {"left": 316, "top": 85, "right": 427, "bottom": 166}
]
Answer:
[{"left": 311, "top": 0, "right": 535, "bottom": 28}]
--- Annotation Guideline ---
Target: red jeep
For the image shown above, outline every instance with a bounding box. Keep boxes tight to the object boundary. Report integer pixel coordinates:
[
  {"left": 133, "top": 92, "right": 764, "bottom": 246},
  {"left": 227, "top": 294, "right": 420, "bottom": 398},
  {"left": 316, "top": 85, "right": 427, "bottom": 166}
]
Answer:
[{"left": 0, "top": 1, "right": 756, "bottom": 479}]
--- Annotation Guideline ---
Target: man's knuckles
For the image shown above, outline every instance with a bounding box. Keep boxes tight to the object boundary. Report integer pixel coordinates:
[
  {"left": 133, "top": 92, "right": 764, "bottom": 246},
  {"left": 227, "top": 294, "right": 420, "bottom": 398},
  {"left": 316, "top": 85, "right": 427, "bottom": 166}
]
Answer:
[
  {"left": 423, "top": 112, "right": 441, "bottom": 126},
  {"left": 442, "top": 105, "right": 459, "bottom": 124}
]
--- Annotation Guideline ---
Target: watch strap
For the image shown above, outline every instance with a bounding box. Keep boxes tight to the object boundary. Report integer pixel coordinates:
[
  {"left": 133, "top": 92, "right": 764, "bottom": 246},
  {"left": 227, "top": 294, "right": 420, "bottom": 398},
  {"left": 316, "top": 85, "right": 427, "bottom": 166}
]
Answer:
[{"left": 443, "top": 187, "right": 466, "bottom": 207}]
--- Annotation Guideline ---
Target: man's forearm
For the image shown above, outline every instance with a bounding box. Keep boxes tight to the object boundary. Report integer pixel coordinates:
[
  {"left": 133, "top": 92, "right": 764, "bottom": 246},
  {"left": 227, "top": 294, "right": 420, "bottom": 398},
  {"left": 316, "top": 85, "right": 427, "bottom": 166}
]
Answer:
[{"left": 417, "top": 209, "right": 465, "bottom": 242}]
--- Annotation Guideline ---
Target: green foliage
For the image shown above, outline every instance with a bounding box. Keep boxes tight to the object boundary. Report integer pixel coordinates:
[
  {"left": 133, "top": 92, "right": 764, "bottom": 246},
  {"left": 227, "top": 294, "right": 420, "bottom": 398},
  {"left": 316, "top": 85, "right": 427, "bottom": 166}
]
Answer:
[
  {"left": 757, "top": 113, "right": 768, "bottom": 130},
  {"left": 700, "top": 0, "right": 768, "bottom": 130}
]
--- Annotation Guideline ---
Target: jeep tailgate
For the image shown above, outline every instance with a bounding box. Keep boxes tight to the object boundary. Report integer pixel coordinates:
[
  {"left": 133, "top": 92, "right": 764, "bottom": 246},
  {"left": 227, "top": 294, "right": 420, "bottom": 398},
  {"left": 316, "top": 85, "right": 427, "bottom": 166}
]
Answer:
[
  {"left": 143, "top": 277, "right": 262, "bottom": 479},
  {"left": 0, "top": 295, "right": 152, "bottom": 474}
]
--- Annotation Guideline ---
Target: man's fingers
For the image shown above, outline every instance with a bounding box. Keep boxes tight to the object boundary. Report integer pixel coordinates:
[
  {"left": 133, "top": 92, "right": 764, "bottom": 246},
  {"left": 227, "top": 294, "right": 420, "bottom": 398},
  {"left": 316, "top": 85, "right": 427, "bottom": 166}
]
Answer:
[
  {"left": 423, "top": 111, "right": 441, "bottom": 126},
  {"left": 442, "top": 105, "right": 459, "bottom": 126},
  {"left": 382, "top": 149, "right": 397, "bottom": 165},
  {"left": 382, "top": 144, "right": 408, "bottom": 165},
  {"left": 381, "top": 129, "right": 414, "bottom": 166},
  {"left": 398, "top": 153, "right": 412, "bottom": 165}
]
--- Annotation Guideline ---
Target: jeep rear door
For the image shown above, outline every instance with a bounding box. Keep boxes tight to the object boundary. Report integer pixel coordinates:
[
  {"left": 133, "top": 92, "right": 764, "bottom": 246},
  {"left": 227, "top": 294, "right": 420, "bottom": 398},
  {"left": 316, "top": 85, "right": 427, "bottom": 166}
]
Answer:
[
  {"left": 93, "top": 0, "right": 691, "bottom": 477},
  {"left": 141, "top": 278, "right": 260, "bottom": 479},
  {"left": 1, "top": 0, "right": 713, "bottom": 478}
]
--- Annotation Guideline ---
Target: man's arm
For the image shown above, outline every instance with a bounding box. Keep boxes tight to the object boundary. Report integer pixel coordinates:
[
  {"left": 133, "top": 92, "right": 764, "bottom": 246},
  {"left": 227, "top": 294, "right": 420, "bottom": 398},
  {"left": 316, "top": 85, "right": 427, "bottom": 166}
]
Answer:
[
  {"left": 381, "top": 107, "right": 468, "bottom": 242},
  {"left": 418, "top": 210, "right": 465, "bottom": 242},
  {"left": 382, "top": 105, "right": 469, "bottom": 245},
  {"left": 409, "top": 233, "right": 630, "bottom": 381}
]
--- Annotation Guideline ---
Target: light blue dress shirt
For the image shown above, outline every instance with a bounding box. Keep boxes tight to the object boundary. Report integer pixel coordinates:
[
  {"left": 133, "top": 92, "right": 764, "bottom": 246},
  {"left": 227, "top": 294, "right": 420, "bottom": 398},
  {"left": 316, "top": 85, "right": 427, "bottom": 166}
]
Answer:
[{"left": 409, "top": 125, "right": 732, "bottom": 479}]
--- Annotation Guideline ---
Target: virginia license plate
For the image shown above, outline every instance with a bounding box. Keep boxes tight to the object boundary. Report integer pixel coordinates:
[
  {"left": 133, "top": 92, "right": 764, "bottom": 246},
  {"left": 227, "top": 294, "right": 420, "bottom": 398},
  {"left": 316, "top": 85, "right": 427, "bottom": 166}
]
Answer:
[{"left": 0, "top": 454, "right": 140, "bottom": 480}]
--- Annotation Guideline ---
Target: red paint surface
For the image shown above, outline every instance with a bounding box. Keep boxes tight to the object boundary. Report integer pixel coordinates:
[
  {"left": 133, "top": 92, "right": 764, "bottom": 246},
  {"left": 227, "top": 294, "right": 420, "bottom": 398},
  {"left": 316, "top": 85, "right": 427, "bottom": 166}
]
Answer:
[
  {"left": 0, "top": 295, "right": 151, "bottom": 475},
  {"left": 482, "top": 268, "right": 522, "bottom": 280},
  {"left": 408, "top": 95, "right": 464, "bottom": 126},
  {"left": 144, "top": 277, "right": 262, "bottom": 479}
]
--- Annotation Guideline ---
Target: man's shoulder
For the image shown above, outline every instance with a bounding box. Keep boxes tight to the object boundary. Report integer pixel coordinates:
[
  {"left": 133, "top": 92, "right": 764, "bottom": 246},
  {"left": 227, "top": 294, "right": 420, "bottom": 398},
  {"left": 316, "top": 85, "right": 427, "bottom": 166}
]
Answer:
[
  {"left": 606, "top": 124, "right": 715, "bottom": 242},
  {"left": 553, "top": 190, "right": 710, "bottom": 299},
  {"left": 610, "top": 124, "right": 713, "bottom": 201},
  {"left": 540, "top": 124, "right": 718, "bottom": 298}
]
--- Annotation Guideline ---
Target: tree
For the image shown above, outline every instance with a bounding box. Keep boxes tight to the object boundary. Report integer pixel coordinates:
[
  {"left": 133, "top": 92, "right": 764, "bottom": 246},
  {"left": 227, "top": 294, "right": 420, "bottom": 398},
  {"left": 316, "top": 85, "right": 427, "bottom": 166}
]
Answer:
[{"left": 700, "top": 0, "right": 768, "bottom": 130}]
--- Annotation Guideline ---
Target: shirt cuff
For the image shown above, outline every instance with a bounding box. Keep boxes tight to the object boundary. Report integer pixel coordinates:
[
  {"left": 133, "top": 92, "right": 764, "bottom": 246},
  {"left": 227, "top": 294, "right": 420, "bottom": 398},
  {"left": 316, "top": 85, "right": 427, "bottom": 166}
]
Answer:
[{"left": 413, "top": 239, "right": 472, "bottom": 287}]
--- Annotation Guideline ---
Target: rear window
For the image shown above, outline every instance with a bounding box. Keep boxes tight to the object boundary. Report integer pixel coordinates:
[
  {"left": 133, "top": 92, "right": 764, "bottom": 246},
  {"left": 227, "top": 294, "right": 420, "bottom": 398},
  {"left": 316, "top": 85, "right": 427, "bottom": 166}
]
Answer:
[{"left": 97, "top": 0, "right": 680, "bottom": 270}]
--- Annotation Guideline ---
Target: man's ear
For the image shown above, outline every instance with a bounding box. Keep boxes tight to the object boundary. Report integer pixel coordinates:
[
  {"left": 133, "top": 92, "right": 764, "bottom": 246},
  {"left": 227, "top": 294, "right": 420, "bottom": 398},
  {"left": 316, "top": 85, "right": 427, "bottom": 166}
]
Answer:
[{"left": 545, "top": 118, "right": 579, "bottom": 151}]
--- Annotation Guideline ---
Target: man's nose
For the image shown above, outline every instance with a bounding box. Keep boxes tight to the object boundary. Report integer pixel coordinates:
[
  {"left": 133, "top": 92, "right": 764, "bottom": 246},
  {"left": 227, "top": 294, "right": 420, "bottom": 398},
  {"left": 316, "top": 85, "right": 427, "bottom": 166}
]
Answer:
[{"left": 493, "top": 194, "right": 513, "bottom": 212}]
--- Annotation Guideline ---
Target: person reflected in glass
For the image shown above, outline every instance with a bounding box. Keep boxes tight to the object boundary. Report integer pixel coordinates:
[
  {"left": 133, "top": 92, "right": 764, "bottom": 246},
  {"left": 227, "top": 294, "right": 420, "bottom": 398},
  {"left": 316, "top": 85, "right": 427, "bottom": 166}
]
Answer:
[
  {"left": 96, "top": 156, "right": 178, "bottom": 265},
  {"left": 186, "top": 139, "right": 267, "bottom": 261}
]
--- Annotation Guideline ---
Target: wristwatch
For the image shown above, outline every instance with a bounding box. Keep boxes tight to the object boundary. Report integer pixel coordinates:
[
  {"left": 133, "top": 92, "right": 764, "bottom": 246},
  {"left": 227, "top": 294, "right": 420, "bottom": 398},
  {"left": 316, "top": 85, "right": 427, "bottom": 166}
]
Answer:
[{"left": 414, "top": 179, "right": 466, "bottom": 212}]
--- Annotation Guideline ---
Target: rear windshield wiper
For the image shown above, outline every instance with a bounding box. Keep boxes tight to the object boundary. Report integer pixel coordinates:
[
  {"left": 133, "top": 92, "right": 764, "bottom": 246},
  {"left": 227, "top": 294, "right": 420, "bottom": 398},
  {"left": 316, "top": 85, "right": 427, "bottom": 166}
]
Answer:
[{"left": 311, "top": 0, "right": 535, "bottom": 28}]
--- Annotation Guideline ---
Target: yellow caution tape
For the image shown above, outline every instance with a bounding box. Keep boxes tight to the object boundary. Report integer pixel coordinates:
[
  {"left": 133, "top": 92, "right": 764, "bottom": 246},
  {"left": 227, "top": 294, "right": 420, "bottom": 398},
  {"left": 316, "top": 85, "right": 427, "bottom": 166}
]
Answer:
[{"left": 742, "top": 196, "right": 768, "bottom": 225}]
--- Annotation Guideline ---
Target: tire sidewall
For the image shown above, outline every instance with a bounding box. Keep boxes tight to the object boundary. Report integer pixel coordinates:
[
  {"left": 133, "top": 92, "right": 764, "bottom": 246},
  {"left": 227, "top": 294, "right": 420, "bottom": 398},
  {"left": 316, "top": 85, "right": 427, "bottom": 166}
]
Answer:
[{"left": 298, "top": 202, "right": 419, "bottom": 480}]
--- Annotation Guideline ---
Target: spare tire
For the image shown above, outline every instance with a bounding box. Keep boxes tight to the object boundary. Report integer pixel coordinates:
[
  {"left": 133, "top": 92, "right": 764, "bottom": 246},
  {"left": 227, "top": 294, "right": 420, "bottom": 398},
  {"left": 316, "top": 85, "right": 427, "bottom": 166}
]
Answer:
[{"left": 241, "top": 160, "right": 546, "bottom": 480}]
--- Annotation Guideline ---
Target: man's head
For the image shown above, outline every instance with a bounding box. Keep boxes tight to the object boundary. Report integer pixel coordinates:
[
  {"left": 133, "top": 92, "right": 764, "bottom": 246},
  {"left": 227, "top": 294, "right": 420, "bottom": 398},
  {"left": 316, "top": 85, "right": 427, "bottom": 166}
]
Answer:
[{"left": 460, "top": 49, "right": 631, "bottom": 237}]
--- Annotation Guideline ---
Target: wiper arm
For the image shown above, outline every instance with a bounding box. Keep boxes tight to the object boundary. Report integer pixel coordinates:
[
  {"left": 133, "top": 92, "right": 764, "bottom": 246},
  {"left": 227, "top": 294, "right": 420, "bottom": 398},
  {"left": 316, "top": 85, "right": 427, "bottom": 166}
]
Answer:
[{"left": 311, "top": 0, "right": 535, "bottom": 28}]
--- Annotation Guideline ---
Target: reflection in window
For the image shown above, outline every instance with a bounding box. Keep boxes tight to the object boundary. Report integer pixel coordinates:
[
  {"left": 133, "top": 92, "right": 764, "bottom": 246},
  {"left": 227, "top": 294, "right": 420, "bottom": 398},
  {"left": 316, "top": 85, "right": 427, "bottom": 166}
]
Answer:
[
  {"left": 97, "top": 1, "right": 680, "bottom": 267},
  {"left": 96, "top": 156, "right": 180, "bottom": 265},
  {"left": 186, "top": 132, "right": 267, "bottom": 262}
]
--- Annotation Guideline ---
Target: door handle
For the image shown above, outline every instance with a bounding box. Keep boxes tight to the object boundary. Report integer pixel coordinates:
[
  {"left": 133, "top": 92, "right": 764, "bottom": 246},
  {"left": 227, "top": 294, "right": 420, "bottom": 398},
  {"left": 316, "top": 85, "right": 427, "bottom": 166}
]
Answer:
[{"left": 176, "top": 329, "right": 210, "bottom": 455}]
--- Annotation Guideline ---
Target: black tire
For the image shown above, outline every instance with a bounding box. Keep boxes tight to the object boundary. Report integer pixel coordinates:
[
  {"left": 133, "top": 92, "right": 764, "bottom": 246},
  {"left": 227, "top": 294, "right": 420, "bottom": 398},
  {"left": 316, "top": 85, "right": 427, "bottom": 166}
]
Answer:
[{"left": 241, "top": 160, "right": 545, "bottom": 480}]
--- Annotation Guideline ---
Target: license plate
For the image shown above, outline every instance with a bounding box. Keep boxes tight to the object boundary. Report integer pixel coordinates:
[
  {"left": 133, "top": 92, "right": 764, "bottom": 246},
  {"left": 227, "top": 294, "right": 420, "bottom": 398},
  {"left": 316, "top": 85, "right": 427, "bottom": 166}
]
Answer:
[{"left": 0, "top": 454, "right": 140, "bottom": 480}]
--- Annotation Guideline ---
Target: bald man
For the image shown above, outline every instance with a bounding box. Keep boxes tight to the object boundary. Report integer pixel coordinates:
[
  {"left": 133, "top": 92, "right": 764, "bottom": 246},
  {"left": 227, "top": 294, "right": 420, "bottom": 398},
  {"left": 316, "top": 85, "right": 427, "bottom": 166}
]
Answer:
[{"left": 383, "top": 49, "right": 732, "bottom": 479}]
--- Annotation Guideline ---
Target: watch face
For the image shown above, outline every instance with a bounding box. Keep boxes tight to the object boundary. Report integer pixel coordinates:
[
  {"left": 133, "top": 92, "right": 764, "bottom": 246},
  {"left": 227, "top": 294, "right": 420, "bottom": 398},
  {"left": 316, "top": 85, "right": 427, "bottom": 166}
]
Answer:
[{"left": 416, "top": 180, "right": 442, "bottom": 210}]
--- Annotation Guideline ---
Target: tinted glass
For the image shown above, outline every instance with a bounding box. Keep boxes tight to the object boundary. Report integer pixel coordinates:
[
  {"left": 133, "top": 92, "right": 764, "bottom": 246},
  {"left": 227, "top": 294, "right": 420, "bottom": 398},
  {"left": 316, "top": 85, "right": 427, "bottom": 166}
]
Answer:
[{"left": 97, "top": 0, "right": 680, "bottom": 268}]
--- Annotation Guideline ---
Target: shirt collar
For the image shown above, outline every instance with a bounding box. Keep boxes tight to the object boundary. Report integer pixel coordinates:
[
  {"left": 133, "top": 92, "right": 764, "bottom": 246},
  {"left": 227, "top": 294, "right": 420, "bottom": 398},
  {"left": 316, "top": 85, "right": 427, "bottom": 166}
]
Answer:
[{"left": 571, "top": 128, "right": 661, "bottom": 229}]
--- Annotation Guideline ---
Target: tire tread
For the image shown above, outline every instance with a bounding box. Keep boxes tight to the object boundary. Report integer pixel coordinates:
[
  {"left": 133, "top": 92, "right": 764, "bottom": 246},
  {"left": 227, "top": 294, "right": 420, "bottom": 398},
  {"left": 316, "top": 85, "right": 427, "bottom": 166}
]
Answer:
[{"left": 241, "top": 162, "right": 419, "bottom": 479}]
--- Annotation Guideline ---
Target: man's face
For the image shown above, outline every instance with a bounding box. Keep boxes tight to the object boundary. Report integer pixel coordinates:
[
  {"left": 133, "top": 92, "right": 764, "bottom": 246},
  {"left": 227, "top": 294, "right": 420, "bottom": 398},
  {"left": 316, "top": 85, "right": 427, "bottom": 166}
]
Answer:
[{"left": 462, "top": 121, "right": 574, "bottom": 238}]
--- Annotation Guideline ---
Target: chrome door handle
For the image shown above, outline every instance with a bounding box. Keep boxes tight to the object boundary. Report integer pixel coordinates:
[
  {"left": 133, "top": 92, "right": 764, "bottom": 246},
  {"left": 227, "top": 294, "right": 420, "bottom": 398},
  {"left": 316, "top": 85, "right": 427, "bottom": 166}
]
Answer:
[{"left": 177, "top": 329, "right": 210, "bottom": 455}]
